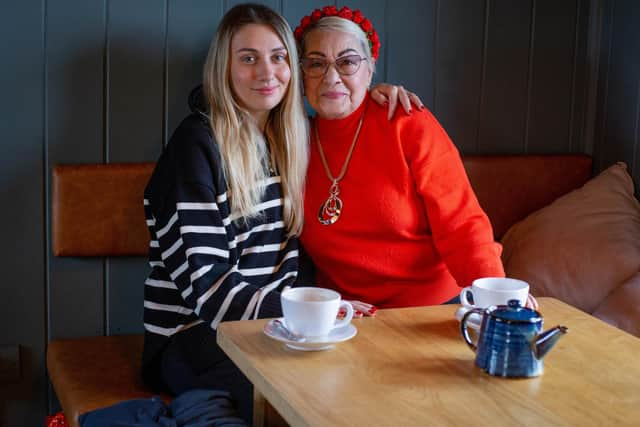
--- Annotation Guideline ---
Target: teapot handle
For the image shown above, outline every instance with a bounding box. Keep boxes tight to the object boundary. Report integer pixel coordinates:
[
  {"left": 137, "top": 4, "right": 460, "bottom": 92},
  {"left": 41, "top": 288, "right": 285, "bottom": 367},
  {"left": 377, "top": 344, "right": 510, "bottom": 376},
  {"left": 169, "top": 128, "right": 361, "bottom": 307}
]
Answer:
[{"left": 460, "top": 308, "right": 484, "bottom": 351}]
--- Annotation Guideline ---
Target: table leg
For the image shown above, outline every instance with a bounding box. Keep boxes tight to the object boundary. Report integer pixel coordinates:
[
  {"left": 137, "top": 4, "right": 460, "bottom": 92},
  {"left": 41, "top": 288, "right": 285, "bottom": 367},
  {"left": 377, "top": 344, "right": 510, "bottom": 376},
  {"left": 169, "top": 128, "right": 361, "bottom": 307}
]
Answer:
[
  {"left": 253, "top": 388, "right": 267, "bottom": 427},
  {"left": 253, "top": 388, "right": 289, "bottom": 427}
]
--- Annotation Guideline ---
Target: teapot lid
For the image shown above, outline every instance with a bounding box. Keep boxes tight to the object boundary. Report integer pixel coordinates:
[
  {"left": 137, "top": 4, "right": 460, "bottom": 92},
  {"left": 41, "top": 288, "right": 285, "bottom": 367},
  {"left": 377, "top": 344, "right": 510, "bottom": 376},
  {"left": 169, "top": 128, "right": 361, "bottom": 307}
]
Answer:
[{"left": 488, "top": 299, "right": 542, "bottom": 323}]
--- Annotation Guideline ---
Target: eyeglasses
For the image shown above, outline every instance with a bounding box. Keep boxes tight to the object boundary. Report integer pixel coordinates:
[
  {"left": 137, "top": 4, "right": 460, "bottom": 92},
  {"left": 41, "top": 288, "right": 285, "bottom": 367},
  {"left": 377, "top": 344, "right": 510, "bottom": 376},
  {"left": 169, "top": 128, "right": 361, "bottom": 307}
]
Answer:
[{"left": 300, "top": 55, "right": 367, "bottom": 78}]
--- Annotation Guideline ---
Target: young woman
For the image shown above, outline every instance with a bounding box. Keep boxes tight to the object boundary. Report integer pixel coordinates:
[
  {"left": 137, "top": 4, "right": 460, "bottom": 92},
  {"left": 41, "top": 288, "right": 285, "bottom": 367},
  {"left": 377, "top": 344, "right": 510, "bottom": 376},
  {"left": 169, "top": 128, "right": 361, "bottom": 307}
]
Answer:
[
  {"left": 141, "top": 5, "right": 305, "bottom": 421},
  {"left": 141, "top": 4, "right": 418, "bottom": 422}
]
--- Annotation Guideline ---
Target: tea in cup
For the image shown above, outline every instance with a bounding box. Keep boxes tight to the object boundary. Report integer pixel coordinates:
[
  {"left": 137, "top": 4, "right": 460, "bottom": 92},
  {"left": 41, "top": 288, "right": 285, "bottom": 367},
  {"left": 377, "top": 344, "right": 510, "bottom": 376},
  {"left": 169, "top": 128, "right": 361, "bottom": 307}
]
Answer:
[
  {"left": 460, "top": 277, "right": 529, "bottom": 309},
  {"left": 281, "top": 287, "right": 353, "bottom": 338}
]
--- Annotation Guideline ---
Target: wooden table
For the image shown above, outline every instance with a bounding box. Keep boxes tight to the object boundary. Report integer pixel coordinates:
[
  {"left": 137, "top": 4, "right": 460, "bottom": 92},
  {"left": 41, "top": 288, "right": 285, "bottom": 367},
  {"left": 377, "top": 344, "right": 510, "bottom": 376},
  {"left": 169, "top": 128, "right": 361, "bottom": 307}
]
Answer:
[{"left": 217, "top": 298, "right": 640, "bottom": 426}]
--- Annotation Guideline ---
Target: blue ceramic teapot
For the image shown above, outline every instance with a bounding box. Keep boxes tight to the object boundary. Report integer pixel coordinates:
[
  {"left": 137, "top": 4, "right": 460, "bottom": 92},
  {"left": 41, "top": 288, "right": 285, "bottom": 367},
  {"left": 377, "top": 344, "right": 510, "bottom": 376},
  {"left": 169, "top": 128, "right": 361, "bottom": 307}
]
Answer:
[{"left": 461, "top": 299, "right": 568, "bottom": 377}]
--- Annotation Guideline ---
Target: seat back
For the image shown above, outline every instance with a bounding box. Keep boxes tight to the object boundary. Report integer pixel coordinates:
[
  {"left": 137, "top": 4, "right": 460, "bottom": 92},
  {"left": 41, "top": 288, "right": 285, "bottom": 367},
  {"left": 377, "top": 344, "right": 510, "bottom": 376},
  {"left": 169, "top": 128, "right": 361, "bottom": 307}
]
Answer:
[
  {"left": 52, "top": 162, "right": 154, "bottom": 256},
  {"left": 463, "top": 154, "right": 592, "bottom": 238},
  {"left": 51, "top": 155, "right": 593, "bottom": 258}
]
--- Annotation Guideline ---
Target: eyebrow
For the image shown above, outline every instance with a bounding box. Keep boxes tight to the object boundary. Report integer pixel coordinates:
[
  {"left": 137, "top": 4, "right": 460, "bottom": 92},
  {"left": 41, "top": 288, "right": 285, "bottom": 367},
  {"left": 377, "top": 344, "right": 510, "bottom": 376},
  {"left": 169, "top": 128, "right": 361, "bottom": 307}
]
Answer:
[
  {"left": 305, "top": 48, "right": 358, "bottom": 57},
  {"left": 235, "top": 46, "right": 287, "bottom": 54}
]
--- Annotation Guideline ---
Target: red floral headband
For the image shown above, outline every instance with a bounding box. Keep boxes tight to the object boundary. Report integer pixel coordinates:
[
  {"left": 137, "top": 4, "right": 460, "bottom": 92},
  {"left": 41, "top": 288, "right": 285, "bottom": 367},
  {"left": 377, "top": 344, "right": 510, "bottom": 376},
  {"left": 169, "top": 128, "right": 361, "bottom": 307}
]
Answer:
[{"left": 293, "top": 5, "right": 381, "bottom": 60}]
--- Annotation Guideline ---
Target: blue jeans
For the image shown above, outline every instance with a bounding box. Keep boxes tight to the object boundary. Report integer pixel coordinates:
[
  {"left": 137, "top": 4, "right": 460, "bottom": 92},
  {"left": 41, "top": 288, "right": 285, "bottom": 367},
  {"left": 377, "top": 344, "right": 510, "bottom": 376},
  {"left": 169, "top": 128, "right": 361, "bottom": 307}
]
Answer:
[{"left": 160, "top": 323, "right": 253, "bottom": 423}]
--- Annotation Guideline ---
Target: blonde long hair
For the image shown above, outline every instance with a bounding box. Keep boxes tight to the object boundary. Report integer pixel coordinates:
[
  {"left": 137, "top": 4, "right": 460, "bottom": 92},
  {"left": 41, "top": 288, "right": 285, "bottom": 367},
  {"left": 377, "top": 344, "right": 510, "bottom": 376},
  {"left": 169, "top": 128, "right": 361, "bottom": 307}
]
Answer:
[{"left": 203, "top": 4, "right": 308, "bottom": 235}]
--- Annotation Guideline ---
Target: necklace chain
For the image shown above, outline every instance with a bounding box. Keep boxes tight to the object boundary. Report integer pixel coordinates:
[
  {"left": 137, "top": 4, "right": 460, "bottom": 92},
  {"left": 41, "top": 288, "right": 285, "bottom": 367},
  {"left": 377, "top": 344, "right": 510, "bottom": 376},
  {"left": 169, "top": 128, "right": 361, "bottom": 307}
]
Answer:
[{"left": 313, "top": 109, "right": 365, "bottom": 225}]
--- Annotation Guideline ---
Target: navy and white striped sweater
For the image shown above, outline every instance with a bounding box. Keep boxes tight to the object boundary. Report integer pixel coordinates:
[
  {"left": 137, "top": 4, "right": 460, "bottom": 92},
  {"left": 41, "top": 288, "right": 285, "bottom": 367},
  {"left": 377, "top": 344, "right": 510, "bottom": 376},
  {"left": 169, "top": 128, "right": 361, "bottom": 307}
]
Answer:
[{"left": 141, "top": 112, "right": 298, "bottom": 383}]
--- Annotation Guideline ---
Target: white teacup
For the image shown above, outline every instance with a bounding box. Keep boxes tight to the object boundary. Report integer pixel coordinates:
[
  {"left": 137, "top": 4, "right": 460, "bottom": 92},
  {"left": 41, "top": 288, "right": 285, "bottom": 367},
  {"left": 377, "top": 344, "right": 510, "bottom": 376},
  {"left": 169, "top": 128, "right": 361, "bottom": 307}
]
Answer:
[
  {"left": 460, "top": 277, "right": 529, "bottom": 309},
  {"left": 281, "top": 287, "right": 353, "bottom": 338}
]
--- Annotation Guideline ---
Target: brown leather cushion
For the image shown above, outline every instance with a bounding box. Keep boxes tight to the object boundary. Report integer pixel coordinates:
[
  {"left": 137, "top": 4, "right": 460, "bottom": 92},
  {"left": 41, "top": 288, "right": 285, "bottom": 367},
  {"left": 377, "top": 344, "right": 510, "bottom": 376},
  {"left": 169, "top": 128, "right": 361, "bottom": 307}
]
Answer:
[
  {"left": 50, "top": 156, "right": 592, "bottom": 258},
  {"left": 47, "top": 335, "right": 170, "bottom": 427},
  {"left": 463, "top": 154, "right": 592, "bottom": 239},
  {"left": 52, "top": 163, "right": 155, "bottom": 256},
  {"left": 593, "top": 272, "right": 640, "bottom": 337},
  {"left": 501, "top": 163, "right": 640, "bottom": 317}
]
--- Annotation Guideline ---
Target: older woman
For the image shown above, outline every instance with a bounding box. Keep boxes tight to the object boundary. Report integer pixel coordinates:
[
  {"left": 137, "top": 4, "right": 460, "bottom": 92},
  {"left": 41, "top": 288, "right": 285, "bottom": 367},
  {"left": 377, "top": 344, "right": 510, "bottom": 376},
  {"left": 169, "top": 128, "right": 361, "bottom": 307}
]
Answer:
[{"left": 296, "top": 6, "right": 533, "bottom": 309}]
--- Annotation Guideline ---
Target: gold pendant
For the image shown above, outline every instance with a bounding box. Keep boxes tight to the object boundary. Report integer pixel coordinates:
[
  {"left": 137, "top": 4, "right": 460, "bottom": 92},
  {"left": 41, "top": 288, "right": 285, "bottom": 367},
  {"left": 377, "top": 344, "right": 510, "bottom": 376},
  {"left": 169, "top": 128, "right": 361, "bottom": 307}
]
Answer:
[{"left": 318, "top": 181, "right": 342, "bottom": 225}]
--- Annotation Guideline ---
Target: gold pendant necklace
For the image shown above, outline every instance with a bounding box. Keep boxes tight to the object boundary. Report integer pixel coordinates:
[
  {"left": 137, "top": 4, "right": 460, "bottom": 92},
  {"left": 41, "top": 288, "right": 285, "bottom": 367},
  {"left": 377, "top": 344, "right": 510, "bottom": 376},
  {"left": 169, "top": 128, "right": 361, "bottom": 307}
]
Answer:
[{"left": 314, "top": 109, "right": 366, "bottom": 225}]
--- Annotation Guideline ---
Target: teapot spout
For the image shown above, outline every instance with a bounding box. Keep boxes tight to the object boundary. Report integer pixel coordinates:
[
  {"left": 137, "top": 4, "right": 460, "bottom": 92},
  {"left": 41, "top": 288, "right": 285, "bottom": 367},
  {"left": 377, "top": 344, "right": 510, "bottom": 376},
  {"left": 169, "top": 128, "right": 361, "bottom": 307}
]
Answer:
[{"left": 533, "top": 325, "right": 568, "bottom": 359}]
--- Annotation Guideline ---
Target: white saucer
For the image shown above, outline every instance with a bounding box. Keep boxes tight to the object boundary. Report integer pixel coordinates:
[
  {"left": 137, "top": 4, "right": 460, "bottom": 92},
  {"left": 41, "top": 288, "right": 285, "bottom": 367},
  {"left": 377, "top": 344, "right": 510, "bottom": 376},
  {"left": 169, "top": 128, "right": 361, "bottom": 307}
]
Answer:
[
  {"left": 455, "top": 306, "right": 483, "bottom": 330},
  {"left": 263, "top": 318, "right": 357, "bottom": 351}
]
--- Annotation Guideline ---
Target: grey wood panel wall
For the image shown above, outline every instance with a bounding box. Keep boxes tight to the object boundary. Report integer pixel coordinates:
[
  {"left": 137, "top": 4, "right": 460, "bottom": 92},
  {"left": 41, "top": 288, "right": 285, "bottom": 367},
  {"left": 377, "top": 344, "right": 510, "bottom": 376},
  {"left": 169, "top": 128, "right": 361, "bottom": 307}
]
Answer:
[
  {"left": 0, "top": 1, "right": 47, "bottom": 424},
  {"left": 4, "top": 0, "right": 637, "bottom": 425},
  {"left": 594, "top": 0, "right": 640, "bottom": 185}
]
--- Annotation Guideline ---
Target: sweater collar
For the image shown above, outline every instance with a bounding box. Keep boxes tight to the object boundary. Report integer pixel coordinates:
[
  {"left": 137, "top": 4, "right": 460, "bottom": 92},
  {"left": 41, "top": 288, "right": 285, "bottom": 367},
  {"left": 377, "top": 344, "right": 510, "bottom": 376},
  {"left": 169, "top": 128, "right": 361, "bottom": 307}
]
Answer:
[{"left": 314, "top": 92, "right": 370, "bottom": 138}]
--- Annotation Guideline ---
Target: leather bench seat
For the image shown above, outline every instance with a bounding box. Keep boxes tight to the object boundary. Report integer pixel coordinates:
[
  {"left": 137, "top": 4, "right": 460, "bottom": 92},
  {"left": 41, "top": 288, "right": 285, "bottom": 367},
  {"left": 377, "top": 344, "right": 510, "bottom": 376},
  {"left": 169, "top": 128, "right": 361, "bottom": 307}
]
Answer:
[{"left": 47, "top": 335, "right": 170, "bottom": 427}]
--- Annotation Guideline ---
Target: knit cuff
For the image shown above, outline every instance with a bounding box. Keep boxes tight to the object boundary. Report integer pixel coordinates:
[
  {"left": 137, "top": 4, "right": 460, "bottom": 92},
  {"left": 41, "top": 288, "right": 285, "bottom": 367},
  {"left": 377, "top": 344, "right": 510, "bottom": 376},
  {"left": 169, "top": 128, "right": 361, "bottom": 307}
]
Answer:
[{"left": 258, "top": 290, "right": 283, "bottom": 318}]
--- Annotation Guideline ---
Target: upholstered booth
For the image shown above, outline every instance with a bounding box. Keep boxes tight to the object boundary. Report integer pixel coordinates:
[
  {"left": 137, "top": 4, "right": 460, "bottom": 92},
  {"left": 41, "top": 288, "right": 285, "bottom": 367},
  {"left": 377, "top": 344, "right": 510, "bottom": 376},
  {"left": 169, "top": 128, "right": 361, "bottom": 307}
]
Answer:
[{"left": 48, "top": 154, "right": 640, "bottom": 426}]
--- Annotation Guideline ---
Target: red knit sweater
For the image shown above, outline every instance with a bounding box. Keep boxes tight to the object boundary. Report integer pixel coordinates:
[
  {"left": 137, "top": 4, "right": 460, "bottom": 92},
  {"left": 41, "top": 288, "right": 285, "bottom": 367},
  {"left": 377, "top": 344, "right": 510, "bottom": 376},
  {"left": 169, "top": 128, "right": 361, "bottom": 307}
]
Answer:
[{"left": 300, "top": 94, "right": 505, "bottom": 308}]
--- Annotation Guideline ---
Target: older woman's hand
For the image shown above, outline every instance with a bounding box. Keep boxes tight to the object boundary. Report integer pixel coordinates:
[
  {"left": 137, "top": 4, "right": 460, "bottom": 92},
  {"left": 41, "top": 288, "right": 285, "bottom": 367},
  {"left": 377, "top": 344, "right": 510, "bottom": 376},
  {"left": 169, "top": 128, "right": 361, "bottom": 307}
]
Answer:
[
  {"left": 370, "top": 84, "right": 424, "bottom": 120},
  {"left": 338, "top": 300, "right": 378, "bottom": 318},
  {"left": 526, "top": 294, "right": 539, "bottom": 310}
]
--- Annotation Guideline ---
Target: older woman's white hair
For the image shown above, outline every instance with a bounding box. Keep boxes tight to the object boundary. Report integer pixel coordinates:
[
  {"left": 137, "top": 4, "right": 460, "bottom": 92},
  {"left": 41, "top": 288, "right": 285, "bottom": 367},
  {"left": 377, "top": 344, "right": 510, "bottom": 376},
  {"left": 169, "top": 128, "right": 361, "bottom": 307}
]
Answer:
[{"left": 299, "top": 16, "right": 376, "bottom": 75}]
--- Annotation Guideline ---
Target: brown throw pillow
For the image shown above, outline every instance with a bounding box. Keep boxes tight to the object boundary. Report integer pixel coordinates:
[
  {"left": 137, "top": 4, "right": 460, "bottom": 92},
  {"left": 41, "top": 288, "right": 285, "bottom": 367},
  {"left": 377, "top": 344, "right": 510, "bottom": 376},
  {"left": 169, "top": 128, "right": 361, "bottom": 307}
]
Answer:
[
  {"left": 592, "top": 272, "right": 640, "bottom": 337},
  {"left": 501, "top": 162, "right": 640, "bottom": 314}
]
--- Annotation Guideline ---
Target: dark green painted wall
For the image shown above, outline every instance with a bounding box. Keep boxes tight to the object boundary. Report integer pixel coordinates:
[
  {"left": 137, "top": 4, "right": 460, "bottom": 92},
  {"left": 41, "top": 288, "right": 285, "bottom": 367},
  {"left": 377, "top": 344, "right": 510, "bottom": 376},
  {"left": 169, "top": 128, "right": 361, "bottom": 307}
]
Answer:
[
  {"left": 0, "top": 1, "right": 46, "bottom": 425},
  {"left": 594, "top": 0, "right": 640, "bottom": 174},
  {"left": 2, "top": 0, "right": 638, "bottom": 425}
]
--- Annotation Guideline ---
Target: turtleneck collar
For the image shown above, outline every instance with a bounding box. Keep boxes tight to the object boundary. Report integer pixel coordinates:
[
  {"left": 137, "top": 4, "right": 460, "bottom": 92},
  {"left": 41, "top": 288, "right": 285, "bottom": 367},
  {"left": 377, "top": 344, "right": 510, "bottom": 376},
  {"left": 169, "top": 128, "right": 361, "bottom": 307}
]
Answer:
[{"left": 314, "top": 92, "right": 370, "bottom": 139}]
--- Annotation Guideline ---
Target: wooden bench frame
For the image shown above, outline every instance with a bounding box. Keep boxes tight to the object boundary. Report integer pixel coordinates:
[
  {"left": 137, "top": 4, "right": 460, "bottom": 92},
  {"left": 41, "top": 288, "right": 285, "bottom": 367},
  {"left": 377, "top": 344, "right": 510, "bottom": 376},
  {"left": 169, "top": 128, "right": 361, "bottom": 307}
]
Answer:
[{"left": 46, "top": 154, "right": 592, "bottom": 426}]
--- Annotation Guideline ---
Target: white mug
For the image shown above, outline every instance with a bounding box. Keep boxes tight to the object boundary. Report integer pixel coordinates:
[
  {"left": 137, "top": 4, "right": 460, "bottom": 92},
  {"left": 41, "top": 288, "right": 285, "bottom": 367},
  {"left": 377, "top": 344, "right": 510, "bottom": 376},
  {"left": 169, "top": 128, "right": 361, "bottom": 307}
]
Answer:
[
  {"left": 281, "top": 287, "right": 353, "bottom": 338},
  {"left": 460, "top": 277, "right": 529, "bottom": 309}
]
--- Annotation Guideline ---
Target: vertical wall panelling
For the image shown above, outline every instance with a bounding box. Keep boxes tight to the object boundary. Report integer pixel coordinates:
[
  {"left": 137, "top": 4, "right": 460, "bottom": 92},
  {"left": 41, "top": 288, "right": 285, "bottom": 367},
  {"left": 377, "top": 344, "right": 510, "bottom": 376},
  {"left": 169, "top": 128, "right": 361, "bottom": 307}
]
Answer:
[
  {"left": 108, "top": 0, "right": 165, "bottom": 162},
  {"left": 283, "top": 0, "right": 330, "bottom": 29},
  {"left": 435, "top": 0, "right": 486, "bottom": 153},
  {"left": 282, "top": 0, "right": 329, "bottom": 35},
  {"left": 569, "top": 0, "right": 593, "bottom": 154},
  {"left": 227, "top": 0, "right": 281, "bottom": 12},
  {"left": 593, "top": 0, "right": 612, "bottom": 172},
  {"left": 386, "top": 0, "right": 437, "bottom": 108},
  {"left": 475, "top": 0, "right": 490, "bottom": 153},
  {"left": 166, "top": 0, "right": 224, "bottom": 138},
  {"left": 523, "top": 0, "right": 536, "bottom": 153},
  {"left": 597, "top": 0, "right": 640, "bottom": 178},
  {"left": 108, "top": 259, "right": 148, "bottom": 335},
  {"left": 106, "top": 0, "right": 167, "bottom": 335},
  {"left": 477, "top": 0, "right": 533, "bottom": 153},
  {"left": 0, "top": 1, "right": 46, "bottom": 425},
  {"left": 527, "top": 0, "right": 579, "bottom": 153},
  {"left": 47, "top": 1, "right": 106, "bottom": 340}
]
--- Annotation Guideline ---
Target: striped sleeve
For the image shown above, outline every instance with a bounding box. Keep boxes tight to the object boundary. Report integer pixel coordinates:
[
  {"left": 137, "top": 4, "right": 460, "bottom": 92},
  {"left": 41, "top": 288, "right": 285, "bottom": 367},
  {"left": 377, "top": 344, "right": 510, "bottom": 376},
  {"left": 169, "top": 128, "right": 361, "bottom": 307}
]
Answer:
[
  {"left": 143, "top": 116, "right": 296, "bottom": 336},
  {"left": 153, "top": 181, "right": 263, "bottom": 329}
]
